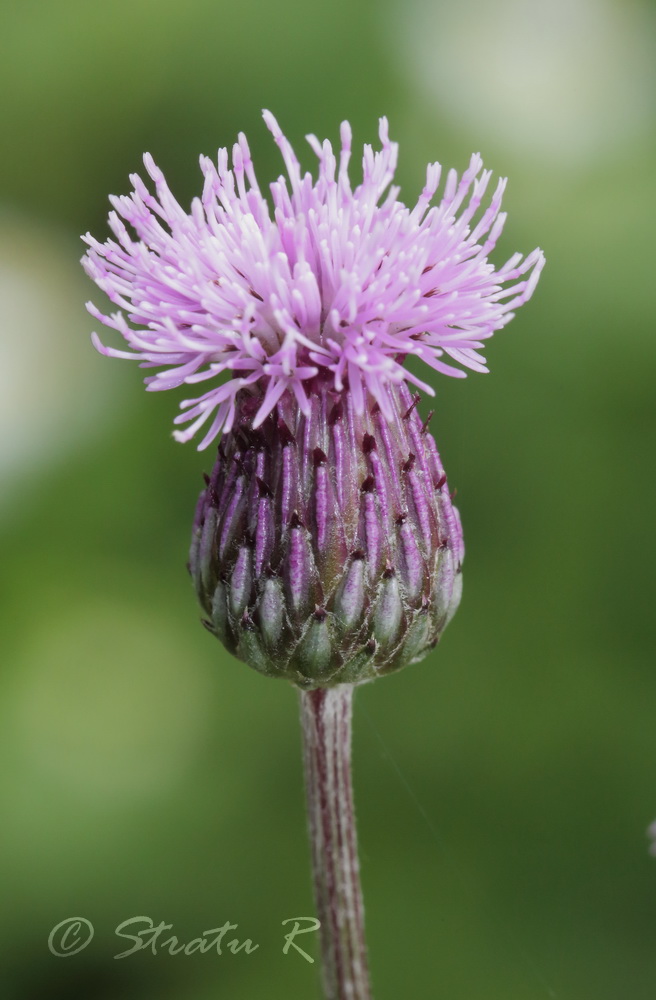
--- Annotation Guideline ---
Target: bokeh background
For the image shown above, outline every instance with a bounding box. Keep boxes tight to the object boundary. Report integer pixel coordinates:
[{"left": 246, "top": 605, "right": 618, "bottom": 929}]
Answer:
[{"left": 1, "top": 0, "right": 655, "bottom": 997}]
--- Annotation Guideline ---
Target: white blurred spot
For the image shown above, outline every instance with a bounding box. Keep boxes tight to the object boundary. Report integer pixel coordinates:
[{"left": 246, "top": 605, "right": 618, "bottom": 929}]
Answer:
[
  {"left": 648, "top": 819, "right": 656, "bottom": 856},
  {"left": 389, "top": 0, "right": 655, "bottom": 164},
  {"left": 0, "top": 215, "right": 122, "bottom": 509}
]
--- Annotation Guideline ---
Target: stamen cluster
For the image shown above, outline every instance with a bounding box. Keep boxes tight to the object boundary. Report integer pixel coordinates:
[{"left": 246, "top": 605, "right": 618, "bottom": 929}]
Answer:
[{"left": 83, "top": 112, "right": 544, "bottom": 449}]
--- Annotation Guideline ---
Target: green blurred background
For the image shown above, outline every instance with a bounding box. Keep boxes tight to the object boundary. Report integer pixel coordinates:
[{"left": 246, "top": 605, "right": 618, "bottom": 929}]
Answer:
[{"left": 1, "top": 0, "right": 655, "bottom": 997}]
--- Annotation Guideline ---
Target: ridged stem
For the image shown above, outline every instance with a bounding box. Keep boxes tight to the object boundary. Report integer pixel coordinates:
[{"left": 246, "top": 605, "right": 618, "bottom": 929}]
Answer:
[{"left": 299, "top": 684, "right": 372, "bottom": 1000}]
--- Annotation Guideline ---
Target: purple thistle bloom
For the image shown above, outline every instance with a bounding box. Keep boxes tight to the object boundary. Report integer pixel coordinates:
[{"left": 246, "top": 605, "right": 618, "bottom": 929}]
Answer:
[
  {"left": 82, "top": 111, "right": 544, "bottom": 451},
  {"left": 83, "top": 112, "right": 544, "bottom": 686}
]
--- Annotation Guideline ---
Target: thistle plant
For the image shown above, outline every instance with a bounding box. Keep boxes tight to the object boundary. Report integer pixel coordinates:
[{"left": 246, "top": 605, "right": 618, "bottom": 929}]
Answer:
[{"left": 83, "top": 112, "right": 544, "bottom": 999}]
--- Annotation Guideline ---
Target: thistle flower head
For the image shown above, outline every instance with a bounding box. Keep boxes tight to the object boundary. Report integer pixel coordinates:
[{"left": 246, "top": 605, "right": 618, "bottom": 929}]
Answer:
[
  {"left": 83, "top": 112, "right": 544, "bottom": 450},
  {"left": 84, "top": 113, "right": 544, "bottom": 687}
]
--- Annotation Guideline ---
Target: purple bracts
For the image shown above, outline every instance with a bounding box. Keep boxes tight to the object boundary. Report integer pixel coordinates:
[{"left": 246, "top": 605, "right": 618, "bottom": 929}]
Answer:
[
  {"left": 189, "top": 380, "right": 463, "bottom": 686},
  {"left": 83, "top": 112, "right": 544, "bottom": 451}
]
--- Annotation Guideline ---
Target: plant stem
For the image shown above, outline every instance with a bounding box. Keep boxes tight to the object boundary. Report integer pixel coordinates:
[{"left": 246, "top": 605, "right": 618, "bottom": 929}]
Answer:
[{"left": 299, "top": 684, "right": 372, "bottom": 1000}]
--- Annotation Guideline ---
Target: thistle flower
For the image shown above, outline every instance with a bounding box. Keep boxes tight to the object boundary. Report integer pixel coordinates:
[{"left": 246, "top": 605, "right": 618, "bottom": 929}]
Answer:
[
  {"left": 83, "top": 111, "right": 543, "bottom": 687},
  {"left": 84, "top": 112, "right": 544, "bottom": 1000}
]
